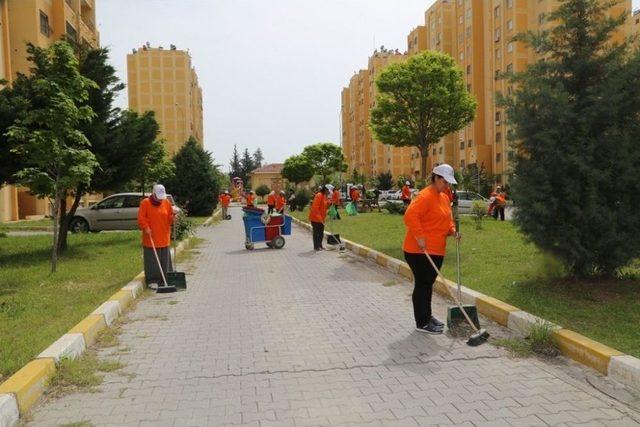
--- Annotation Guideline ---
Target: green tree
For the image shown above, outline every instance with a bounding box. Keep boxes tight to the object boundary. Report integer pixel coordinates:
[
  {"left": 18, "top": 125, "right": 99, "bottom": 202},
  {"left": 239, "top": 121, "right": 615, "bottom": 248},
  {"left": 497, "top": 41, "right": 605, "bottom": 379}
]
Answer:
[
  {"left": 282, "top": 154, "right": 314, "bottom": 187},
  {"left": 301, "top": 142, "right": 347, "bottom": 184},
  {"left": 7, "top": 42, "right": 97, "bottom": 272},
  {"left": 370, "top": 50, "right": 476, "bottom": 180},
  {"left": 129, "top": 139, "right": 175, "bottom": 194},
  {"left": 255, "top": 184, "right": 270, "bottom": 201},
  {"left": 376, "top": 172, "right": 393, "bottom": 190},
  {"left": 240, "top": 147, "right": 255, "bottom": 183},
  {"left": 229, "top": 144, "right": 242, "bottom": 180},
  {"left": 502, "top": 0, "right": 640, "bottom": 277},
  {"left": 58, "top": 47, "right": 159, "bottom": 252},
  {"left": 253, "top": 148, "right": 264, "bottom": 168},
  {"left": 167, "top": 137, "right": 220, "bottom": 215},
  {"left": 0, "top": 85, "right": 23, "bottom": 185}
]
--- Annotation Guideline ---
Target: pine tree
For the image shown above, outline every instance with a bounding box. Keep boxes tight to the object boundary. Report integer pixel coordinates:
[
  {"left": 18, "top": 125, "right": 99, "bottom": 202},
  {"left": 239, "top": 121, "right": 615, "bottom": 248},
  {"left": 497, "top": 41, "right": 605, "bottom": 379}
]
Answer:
[
  {"left": 253, "top": 148, "right": 264, "bottom": 168},
  {"left": 229, "top": 144, "right": 241, "bottom": 180},
  {"left": 240, "top": 148, "right": 255, "bottom": 183},
  {"left": 503, "top": 0, "right": 640, "bottom": 277}
]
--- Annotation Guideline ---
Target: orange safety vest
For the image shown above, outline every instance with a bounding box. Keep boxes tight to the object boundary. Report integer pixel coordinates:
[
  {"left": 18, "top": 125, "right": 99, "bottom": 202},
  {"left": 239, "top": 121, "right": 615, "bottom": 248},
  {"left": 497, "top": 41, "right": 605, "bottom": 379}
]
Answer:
[
  {"left": 403, "top": 186, "right": 455, "bottom": 256},
  {"left": 309, "top": 192, "right": 328, "bottom": 223},
  {"left": 137, "top": 198, "right": 174, "bottom": 248}
]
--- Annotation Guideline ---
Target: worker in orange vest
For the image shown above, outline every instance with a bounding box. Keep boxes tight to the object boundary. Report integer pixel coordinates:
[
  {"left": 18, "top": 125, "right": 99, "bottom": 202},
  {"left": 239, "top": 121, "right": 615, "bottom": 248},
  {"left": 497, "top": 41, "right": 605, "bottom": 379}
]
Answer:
[
  {"left": 267, "top": 191, "right": 276, "bottom": 214},
  {"left": 401, "top": 181, "right": 412, "bottom": 206},
  {"left": 245, "top": 191, "right": 255, "bottom": 208},
  {"left": 138, "top": 184, "right": 175, "bottom": 287},
  {"left": 275, "top": 190, "right": 286, "bottom": 214},
  {"left": 403, "top": 165, "right": 460, "bottom": 334},
  {"left": 218, "top": 190, "right": 232, "bottom": 219},
  {"left": 309, "top": 186, "right": 329, "bottom": 251},
  {"left": 330, "top": 184, "right": 342, "bottom": 220}
]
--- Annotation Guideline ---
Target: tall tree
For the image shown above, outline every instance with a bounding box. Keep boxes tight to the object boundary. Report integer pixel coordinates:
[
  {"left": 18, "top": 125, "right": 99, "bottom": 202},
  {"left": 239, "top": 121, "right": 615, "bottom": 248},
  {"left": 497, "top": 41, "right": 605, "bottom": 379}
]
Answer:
[
  {"left": 7, "top": 42, "right": 97, "bottom": 272},
  {"left": 229, "top": 144, "right": 242, "bottom": 180},
  {"left": 129, "top": 139, "right": 175, "bottom": 193},
  {"left": 376, "top": 172, "right": 393, "bottom": 190},
  {"left": 282, "top": 154, "right": 314, "bottom": 187},
  {"left": 503, "top": 0, "right": 640, "bottom": 276},
  {"left": 57, "top": 47, "right": 160, "bottom": 252},
  {"left": 370, "top": 50, "right": 476, "bottom": 180},
  {"left": 301, "top": 142, "right": 347, "bottom": 185},
  {"left": 253, "top": 148, "right": 264, "bottom": 168},
  {"left": 240, "top": 147, "right": 255, "bottom": 183},
  {"left": 167, "top": 137, "right": 220, "bottom": 215}
]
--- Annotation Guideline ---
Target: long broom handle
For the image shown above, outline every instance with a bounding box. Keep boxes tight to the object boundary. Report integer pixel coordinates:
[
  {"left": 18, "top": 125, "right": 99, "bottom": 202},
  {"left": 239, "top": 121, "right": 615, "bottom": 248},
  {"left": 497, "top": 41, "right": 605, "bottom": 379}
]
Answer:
[
  {"left": 149, "top": 235, "right": 169, "bottom": 288},
  {"left": 423, "top": 249, "right": 480, "bottom": 333}
]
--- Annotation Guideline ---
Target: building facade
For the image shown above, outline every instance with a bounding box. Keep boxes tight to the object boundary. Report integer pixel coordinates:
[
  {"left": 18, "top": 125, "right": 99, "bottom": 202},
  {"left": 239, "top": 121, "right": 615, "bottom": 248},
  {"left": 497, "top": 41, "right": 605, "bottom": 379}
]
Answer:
[
  {"left": 341, "top": 0, "right": 634, "bottom": 186},
  {"left": 127, "top": 45, "right": 204, "bottom": 157},
  {"left": 0, "top": 0, "right": 99, "bottom": 221}
]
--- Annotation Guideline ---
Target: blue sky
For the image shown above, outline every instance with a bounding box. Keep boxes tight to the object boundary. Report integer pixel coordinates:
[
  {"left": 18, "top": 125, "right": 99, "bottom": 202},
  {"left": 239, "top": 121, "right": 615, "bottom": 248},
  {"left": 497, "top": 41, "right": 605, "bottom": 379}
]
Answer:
[{"left": 99, "top": 0, "right": 640, "bottom": 171}]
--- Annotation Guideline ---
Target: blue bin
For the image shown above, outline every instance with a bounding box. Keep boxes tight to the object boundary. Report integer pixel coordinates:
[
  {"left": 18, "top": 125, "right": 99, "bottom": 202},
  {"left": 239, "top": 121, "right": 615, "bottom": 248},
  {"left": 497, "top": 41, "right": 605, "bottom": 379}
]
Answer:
[
  {"left": 282, "top": 215, "right": 292, "bottom": 235},
  {"left": 243, "top": 215, "right": 265, "bottom": 242}
]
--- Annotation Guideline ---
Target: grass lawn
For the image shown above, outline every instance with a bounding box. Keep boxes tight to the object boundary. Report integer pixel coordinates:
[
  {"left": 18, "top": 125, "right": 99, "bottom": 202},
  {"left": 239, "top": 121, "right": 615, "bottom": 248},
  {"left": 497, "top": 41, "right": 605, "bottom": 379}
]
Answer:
[
  {"left": 188, "top": 216, "right": 211, "bottom": 226},
  {"left": 0, "top": 232, "right": 143, "bottom": 379},
  {"left": 291, "top": 209, "right": 640, "bottom": 357},
  {"left": 0, "top": 218, "right": 53, "bottom": 231}
]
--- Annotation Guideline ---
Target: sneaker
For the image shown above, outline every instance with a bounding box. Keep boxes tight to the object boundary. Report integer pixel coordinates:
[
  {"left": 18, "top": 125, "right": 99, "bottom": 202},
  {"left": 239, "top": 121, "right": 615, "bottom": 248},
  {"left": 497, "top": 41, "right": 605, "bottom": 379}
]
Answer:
[
  {"left": 431, "top": 316, "right": 444, "bottom": 327},
  {"left": 415, "top": 320, "right": 444, "bottom": 335}
]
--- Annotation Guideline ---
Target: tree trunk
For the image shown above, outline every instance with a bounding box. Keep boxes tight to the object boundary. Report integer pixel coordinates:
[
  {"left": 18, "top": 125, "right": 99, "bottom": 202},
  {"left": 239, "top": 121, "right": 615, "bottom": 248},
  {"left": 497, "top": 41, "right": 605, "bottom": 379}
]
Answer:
[
  {"left": 57, "top": 189, "right": 83, "bottom": 254},
  {"left": 420, "top": 146, "right": 429, "bottom": 182},
  {"left": 51, "top": 190, "right": 62, "bottom": 273}
]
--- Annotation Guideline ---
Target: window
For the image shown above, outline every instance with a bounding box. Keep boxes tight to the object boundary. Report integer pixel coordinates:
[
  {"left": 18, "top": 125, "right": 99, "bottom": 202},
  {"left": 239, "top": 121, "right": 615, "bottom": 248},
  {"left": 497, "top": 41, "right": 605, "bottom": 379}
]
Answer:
[
  {"left": 507, "top": 85, "right": 514, "bottom": 95},
  {"left": 495, "top": 28, "right": 501, "bottom": 42},
  {"left": 459, "top": 15, "right": 463, "bottom": 24},
  {"left": 495, "top": 48, "right": 501, "bottom": 59},
  {"left": 460, "top": 141, "right": 465, "bottom": 150},
  {"left": 98, "top": 196, "right": 125, "bottom": 209},
  {"left": 439, "top": 146, "right": 443, "bottom": 154},
  {"left": 494, "top": 6, "right": 500, "bottom": 18},
  {"left": 495, "top": 111, "right": 501, "bottom": 122},
  {"left": 495, "top": 70, "right": 501, "bottom": 80},
  {"left": 466, "top": 65, "right": 471, "bottom": 75},
  {"left": 468, "top": 140, "right": 473, "bottom": 148},
  {"left": 66, "top": 21, "right": 78, "bottom": 42},
  {"left": 461, "top": 159, "right": 466, "bottom": 168},
  {"left": 506, "top": 63, "right": 513, "bottom": 73},
  {"left": 507, "top": 0, "right": 513, "bottom": 8},
  {"left": 39, "top": 11, "right": 51, "bottom": 37},
  {"left": 507, "top": 19, "right": 513, "bottom": 31},
  {"left": 467, "top": 84, "right": 471, "bottom": 92},
  {"left": 123, "top": 196, "right": 143, "bottom": 208},
  {"left": 459, "top": 51, "right": 464, "bottom": 60},
  {"left": 496, "top": 153, "right": 502, "bottom": 163},
  {"left": 538, "top": 13, "right": 545, "bottom": 25},
  {"left": 433, "top": 148, "right": 437, "bottom": 156},
  {"left": 466, "top": 27, "right": 471, "bottom": 38},
  {"left": 507, "top": 41, "right": 514, "bottom": 53},
  {"left": 496, "top": 132, "right": 502, "bottom": 143}
]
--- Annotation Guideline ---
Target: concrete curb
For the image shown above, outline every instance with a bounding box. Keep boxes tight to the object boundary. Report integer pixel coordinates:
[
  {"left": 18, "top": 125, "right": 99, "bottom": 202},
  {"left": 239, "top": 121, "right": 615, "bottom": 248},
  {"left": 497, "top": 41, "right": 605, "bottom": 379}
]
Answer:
[
  {"left": 290, "top": 216, "right": 640, "bottom": 391},
  {"left": 0, "top": 210, "right": 220, "bottom": 425}
]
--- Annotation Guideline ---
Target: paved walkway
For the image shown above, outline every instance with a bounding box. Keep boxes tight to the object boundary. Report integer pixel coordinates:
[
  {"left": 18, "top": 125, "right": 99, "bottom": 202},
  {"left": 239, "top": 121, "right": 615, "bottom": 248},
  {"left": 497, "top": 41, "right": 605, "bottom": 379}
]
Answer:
[{"left": 30, "top": 208, "right": 640, "bottom": 426}]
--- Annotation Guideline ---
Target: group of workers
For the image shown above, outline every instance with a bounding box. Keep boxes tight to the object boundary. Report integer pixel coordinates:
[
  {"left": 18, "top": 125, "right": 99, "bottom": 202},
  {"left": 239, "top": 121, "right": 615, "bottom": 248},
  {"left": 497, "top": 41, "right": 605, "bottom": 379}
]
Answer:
[{"left": 136, "top": 163, "right": 467, "bottom": 336}]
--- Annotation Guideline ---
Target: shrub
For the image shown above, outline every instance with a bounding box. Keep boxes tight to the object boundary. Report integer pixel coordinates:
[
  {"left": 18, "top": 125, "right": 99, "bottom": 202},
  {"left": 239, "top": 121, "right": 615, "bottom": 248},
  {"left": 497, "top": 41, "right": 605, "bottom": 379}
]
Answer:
[
  {"left": 255, "top": 184, "right": 270, "bottom": 201},
  {"left": 471, "top": 199, "right": 486, "bottom": 230},
  {"left": 384, "top": 202, "right": 406, "bottom": 215},
  {"left": 174, "top": 213, "right": 194, "bottom": 242},
  {"left": 528, "top": 321, "right": 559, "bottom": 357},
  {"left": 293, "top": 189, "right": 312, "bottom": 211}
]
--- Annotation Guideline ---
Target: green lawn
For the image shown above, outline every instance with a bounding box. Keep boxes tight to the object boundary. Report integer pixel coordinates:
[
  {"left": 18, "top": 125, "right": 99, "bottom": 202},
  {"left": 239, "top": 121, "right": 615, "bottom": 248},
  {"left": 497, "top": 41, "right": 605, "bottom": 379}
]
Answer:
[
  {"left": 0, "top": 218, "right": 53, "bottom": 231},
  {"left": 0, "top": 232, "right": 142, "bottom": 378},
  {"left": 188, "top": 216, "right": 210, "bottom": 226},
  {"left": 291, "top": 209, "right": 640, "bottom": 357}
]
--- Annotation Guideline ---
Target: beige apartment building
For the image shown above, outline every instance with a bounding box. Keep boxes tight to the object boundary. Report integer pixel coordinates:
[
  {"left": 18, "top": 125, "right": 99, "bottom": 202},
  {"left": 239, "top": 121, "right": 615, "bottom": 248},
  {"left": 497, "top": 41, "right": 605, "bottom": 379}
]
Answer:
[
  {"left": 341, "top": 0, "right": 634, "bottom": 186},
  {"left": 0, "top": 0, "right": 99, "bottom": 222},
  {"left": 127, "top": 45, "right": 204, "bottom": 157}
]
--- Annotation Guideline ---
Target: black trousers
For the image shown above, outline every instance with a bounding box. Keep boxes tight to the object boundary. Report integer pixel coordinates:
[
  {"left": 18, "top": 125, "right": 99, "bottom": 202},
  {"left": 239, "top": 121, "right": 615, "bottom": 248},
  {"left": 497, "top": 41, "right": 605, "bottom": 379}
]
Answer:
[
  {"left": 267, "top": 205, "right": 274, "bottom": 214},
  {"left": 311, "top": 221, "right": 324, "bottom": 249},
  {"left": 493, "top": 206, "right": 505, "bottom": 221},
  {"left": 404, "top": 252, "right": 444, "bottom": 328}
]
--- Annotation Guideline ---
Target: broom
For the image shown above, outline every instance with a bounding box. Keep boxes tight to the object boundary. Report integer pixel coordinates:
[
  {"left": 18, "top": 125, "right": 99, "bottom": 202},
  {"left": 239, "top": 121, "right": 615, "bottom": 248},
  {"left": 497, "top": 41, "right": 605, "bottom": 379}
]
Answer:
[
  {"left": 149, "top": 235, "right": 177, "bottom": 294},
  {"left": 423, "top": 250, "right": 489, "bottom": 346}
]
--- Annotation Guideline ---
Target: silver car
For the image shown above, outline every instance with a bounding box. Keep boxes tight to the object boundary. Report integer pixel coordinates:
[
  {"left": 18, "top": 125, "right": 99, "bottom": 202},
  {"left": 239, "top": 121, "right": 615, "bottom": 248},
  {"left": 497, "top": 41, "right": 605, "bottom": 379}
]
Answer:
[
  {"left": 70, "top": 193, "right": 174, "bottom": 233},
  {"left": 455, "top": 191, "right": 488, "bottom": 214}
]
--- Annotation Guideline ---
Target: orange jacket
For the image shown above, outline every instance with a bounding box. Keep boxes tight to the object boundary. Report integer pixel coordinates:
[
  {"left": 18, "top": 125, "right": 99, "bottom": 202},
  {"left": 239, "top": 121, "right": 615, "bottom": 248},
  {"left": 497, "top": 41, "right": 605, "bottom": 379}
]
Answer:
[
  {"left": 267, "top": 194, "right": 276, "bottom": 206},
  {"left": 402, "top": 185, "right": 411, "bottom": 200},
  {"left": 495, "top": 194, "right": 507, "bottom": 206},
  {"left": 308, "top": 192, "right": 328, "bottom": 223},
  {"left": 219, "top": 194, "right": 231, "bottom": 207},
  {"left": 246, "top": 194, "right": 255, "bottom": 206},
  {"left": 275, "top": 195, "right": 286, "bottom": 211},
  {"left": 350, "top": 188, "right": 360, "bottom": 202},
  {"left": 331, "top": 190, "right": 341, "bottom": 206},
  {"left": 403, "top": 186, "right": 455, "bottom": 256},
  {"left": 138, "top": 198, "right": 174, "bottom": 248},
  {"left": 443, "top": 187, "right": 455, "bottom": 203}
]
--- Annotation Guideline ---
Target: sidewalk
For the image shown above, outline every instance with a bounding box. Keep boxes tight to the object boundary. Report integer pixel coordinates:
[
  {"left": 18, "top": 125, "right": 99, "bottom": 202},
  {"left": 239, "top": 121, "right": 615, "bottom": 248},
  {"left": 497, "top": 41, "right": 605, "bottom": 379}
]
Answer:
[{"left": 29, "top": 207, "right": 640, "bottom": 426}]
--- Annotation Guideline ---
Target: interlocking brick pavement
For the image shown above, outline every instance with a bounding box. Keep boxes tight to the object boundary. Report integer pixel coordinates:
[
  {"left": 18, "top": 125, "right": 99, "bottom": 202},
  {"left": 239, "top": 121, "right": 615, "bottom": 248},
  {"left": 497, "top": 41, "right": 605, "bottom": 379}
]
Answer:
[{"left": 29, "top": 208, "right": 640, "bottom": 426}]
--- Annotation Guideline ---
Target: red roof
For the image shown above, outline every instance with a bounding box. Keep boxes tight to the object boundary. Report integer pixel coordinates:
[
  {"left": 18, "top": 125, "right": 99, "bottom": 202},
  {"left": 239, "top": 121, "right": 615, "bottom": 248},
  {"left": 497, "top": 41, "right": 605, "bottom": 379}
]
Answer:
[{"left": 251, "top": 163, "right": 284, "bottom": 174}]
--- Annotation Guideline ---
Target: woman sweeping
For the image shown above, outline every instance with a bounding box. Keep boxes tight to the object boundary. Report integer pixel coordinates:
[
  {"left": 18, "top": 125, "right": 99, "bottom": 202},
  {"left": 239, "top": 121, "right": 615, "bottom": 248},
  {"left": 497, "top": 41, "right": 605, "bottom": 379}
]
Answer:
[
  {"left": 403, "top": 165, "right": 460, "bottom": 334},
  {"left": 309, "top": 186, "right": 329, "bottom": 251},
  {"left": 138, "top": 184, "right": 175, "bottom": 287}
]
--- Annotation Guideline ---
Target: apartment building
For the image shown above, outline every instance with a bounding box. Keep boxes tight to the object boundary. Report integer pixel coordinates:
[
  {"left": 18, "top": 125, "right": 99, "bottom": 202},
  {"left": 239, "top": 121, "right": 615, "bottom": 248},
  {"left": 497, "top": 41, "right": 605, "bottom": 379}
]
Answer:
[
  {"left": 127, "top": 45, "right": 204, "bottom": 157},
  {"left": 0, "top": 0, "right": 99, "bottom": 221},
  {"left": 341, "top": 0, "right": 633, "bottom": 186}
]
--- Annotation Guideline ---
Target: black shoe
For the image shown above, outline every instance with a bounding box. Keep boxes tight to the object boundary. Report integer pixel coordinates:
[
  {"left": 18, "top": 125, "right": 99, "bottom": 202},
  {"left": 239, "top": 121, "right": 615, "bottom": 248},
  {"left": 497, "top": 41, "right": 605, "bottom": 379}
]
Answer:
[
  {"left": 415, "top": 320, "right": 444, "bottom": 335},
  {"left": 431, "top": 316, "right": 444, "bottom": 327}
]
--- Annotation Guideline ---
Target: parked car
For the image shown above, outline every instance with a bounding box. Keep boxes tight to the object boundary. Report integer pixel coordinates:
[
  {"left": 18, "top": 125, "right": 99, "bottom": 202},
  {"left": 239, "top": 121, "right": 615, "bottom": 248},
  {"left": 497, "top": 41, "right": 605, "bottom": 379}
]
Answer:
[
  {"left": 385, "top": 189, "right": 419, "bottom": 202},
  {"left": 455, "top": 191, "right": 488, "bottom": 214},
  {"left": 70, "top": 192, "right": 175, "bottom": 233}
]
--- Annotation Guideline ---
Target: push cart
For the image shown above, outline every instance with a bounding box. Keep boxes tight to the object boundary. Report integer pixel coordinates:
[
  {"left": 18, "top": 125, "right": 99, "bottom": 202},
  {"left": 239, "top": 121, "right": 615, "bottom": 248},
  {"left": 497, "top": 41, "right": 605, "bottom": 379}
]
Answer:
[{"left": 242, "top": 207, "right": 292, "bottom": 250}]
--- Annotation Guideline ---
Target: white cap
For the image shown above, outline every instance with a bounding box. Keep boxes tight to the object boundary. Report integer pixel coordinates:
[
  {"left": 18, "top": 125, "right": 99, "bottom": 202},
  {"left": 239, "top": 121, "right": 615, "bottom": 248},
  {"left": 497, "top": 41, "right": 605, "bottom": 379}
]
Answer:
[
  {"left": 152, "top": 184, "right": 167, "bottom": 200},
  {"left": 325, "top": 184, "right": 334, "bottom": 192},
  {"left": 405, "top": 181, "right": 410, "bottom": 185},
  {"left": 432, "top": 164, "right": 457, "bottom": 184}
]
